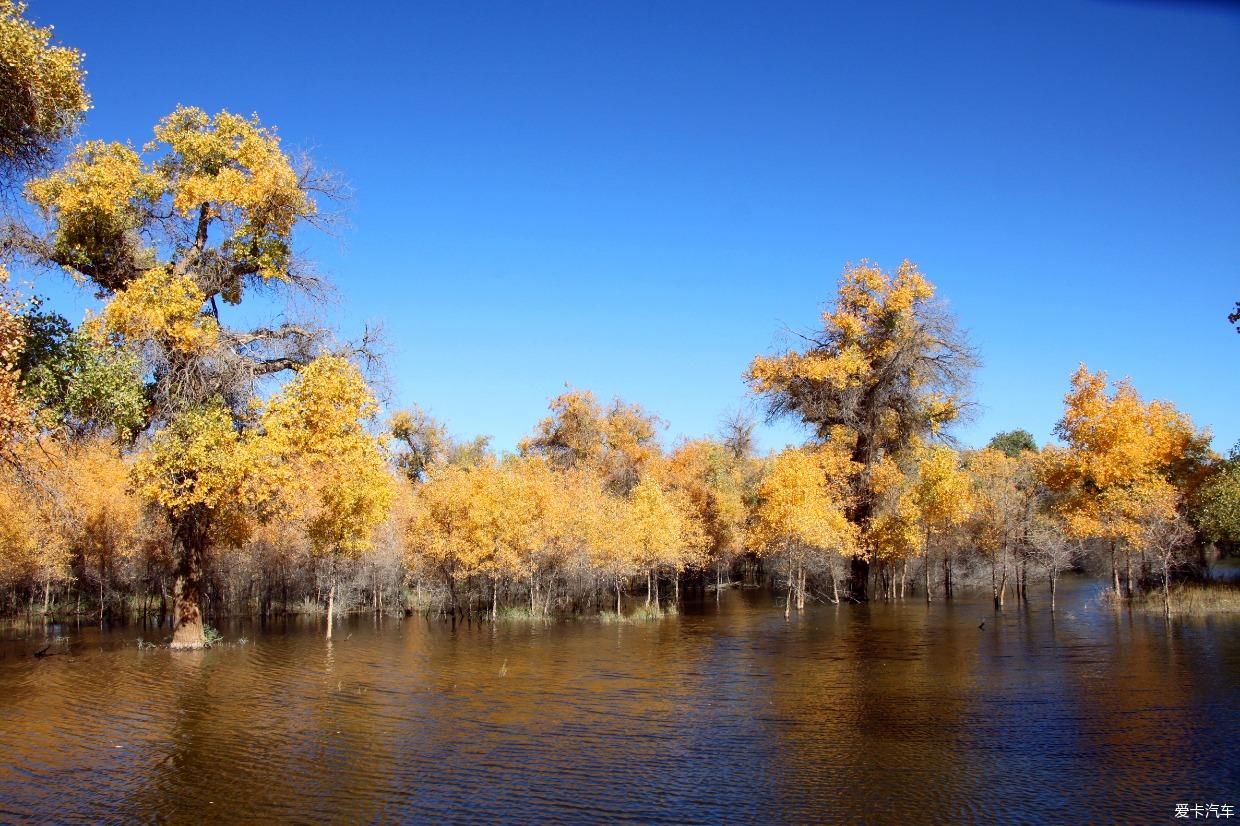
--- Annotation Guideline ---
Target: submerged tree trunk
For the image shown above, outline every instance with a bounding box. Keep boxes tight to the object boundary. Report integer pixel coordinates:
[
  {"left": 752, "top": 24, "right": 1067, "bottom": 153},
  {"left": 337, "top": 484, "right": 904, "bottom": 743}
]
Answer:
[
  {"left": 1161, "top": 556, "right": 1172, "bottom": 620},
  {"left": 1110, "top": 542, "right": 1120, "bottom": 596},
  {"left": 170, "top": 512, "right": 209, "bottom": 650},
  {"left": 784, "top": 551, "right": 794, "bottom": 620},
  {"left": 326, "top": 580, "right": 336, "bottom": 640}
]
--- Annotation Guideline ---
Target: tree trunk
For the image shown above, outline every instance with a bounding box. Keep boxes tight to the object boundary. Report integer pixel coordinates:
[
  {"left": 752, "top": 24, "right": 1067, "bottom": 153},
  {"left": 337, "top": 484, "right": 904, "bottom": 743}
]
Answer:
[
  {"left": 170, "top": 512, "right": 209, "bottom": 650},
  {"left": 1125, "top": 554, "right": 1134, "bottom": 598},
  {"left": 1110, "top": 541, "right": 1120, "bottom": 595},
  {"left": 615, "top": 580, "right": 622, "bottom": 615},
  {"left": 492, "top": 580, "right": 498, "bottom": 621},
  {"left": 1162, "top": 556, "right": 1171, "bottom": 620},
  {"left": 924, "top": 540, "right": 933, "bottom": 603},
  {"left": 784, "top": 551, "right": 794, "bottom": 620},
  {"left": 646, "top": 569, "right": 653, "bottom": 606},
  {"left": 796, "top": 563, "right": 805, "bottom": 611},
  {"left": 1050, "top": 571, "right": 1057, "bottom": 613},
  {"left": 326, "top": 580, "right": 335, "bottom": 640},
  {"left": 42, "top": 578, "right": 50, "bottom": 616}
]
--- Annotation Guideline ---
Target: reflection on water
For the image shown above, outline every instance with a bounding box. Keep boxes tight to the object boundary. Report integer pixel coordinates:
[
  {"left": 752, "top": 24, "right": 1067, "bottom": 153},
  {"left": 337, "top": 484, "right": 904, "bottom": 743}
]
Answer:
[{"left": 1, "top": 578, "right": 1237, "bottom": 823}]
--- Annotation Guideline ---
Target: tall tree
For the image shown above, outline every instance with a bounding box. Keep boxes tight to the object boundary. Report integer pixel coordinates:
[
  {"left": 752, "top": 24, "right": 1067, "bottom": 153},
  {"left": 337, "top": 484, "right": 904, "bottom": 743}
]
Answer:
[
  {"left": 19, "top": 106, "right": 335, "bottom": 646},
  {"left": 747, "top": 260, "right": 977, "bottom": 599}
]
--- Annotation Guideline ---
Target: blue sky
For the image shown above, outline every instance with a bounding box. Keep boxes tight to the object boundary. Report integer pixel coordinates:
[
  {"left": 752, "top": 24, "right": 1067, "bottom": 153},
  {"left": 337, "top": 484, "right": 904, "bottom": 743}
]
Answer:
[{"left": 24, "top": 0, "right": 1240, "bottom": 454}]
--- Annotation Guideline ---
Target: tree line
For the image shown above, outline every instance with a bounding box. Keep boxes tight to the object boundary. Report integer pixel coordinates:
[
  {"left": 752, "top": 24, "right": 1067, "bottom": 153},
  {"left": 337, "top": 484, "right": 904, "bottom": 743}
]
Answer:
[{"left": 1, "top": 2, "right": 1237, "bottom": 646}]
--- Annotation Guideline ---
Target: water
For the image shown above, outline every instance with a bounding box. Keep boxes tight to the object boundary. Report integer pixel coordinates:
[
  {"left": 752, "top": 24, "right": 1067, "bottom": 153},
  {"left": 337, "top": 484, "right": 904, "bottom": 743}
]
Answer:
[{"left": 1, "top": 579, "right": 1237, "bottom": 823}]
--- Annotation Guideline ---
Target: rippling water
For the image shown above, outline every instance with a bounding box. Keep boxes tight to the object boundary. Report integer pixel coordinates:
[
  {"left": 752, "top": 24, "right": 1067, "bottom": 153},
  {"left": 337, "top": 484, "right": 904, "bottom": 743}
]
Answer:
[{"left": 1, "top": 578, "right": 1237, "bottom": 823}]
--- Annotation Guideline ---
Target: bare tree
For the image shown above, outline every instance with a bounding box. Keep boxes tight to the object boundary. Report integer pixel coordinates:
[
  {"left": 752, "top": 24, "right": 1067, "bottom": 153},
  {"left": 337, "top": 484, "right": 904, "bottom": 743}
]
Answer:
[{"left": 1027, "top": 516, "right": 1076, "bottom": 612}]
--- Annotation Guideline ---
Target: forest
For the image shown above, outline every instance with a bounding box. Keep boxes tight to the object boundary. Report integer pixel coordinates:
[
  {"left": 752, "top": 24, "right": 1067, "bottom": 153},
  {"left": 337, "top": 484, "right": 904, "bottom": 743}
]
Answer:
[{"left": 1, "top": 1, "right": 1238, "bottom": 649}]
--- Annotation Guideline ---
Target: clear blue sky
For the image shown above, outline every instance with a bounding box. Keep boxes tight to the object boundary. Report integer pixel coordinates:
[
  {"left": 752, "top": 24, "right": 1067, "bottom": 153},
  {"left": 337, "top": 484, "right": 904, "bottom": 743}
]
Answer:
[{"left": 25, "top": 0, "right": 1240, "bottom": 454}]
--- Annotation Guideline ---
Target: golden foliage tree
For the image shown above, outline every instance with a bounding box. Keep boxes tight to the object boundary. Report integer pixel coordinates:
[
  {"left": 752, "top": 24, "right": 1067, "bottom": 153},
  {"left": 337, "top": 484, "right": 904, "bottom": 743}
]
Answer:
[
  {"left": 257, "top": 356, "right": 392, "bottom": 639},
  {"left": 747, "top": 260, "right": 976, "bottom": 599},
  {"left": 911, "top": 445, "right": 973, "bottom": 601},
  {"left": 1039, "top": 365, "right": 1209, "bottom": 596},
  {"left": 750, "top": 443, "right": 859, "bottom": 617}
]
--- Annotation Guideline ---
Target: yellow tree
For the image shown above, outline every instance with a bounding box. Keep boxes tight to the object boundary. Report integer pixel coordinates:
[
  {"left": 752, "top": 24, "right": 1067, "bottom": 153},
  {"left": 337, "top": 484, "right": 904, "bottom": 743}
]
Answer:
[
  {"left": 750, "top": 444, "right": 858, "bottom": 618},
  {"left": 866, "top": 454, "right": 922, "bottom": 599},
  {"left": 627, "top": 473, "right": 707, "bottom": 608},
  {"left": 258, "top": 356, "right": 392, "bottom": 640},
  {"left": 23, "top": 105, "right": 334, "bottom": 644},
  {"left": 911, "top": 445, "right": 973, "bottom": 602},
  {"left": 0, "top": 0, "right": 89, "bottom": 183},
  {"left": 131, "top": 403, "right": 253, "bottom": 648},
  {"left": 966, "top": 447, "right": 1036, "bottom": 608},
  {"left": 521, "top": 388, "right": 662, "bottom": 494},
  {"left": 747, "top": 260, "right": 977, "bottom": 600},
  {"left": 664, "top": 439, "right": 751, "bottom": 591},
  {"left": 47, "top": 438, "right": 144, "bottom": 615},
  {"left": 1040, "top": 365, "right": 1209, "bottom": 596}
]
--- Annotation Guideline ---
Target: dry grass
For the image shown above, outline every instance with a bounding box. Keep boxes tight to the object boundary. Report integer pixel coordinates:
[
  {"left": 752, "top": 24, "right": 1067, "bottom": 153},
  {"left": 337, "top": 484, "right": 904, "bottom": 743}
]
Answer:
[{"left": 1108, "top": 582, "right": 1240, "bottom": 615}]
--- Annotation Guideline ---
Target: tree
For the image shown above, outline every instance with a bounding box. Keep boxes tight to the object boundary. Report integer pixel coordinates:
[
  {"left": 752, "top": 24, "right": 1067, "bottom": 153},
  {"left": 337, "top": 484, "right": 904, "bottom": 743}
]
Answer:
[
  {"left": 665, "top": 438, "right": 751, "bottom": 591},
  {"left": 21, "top": 106, "right": 334, "bottom": 645},
  {"left": 130, "top": 403, "right": 253, "bottom": 648},
  {"left": 1027, "top": 515, "right": 1076, "bottom": 612},
  {"left": 627, "top": 474, "right": 706, "bottom": 608},
  {"left": 521, "top": 388, "right": 662, "bottom": 494},
  {"left": 1193, "top": 454, "right": 1240, "bottom": 546},
  {"left": 17, "top": 304, "right": 146, "bottom": 440},
  {"left": 0, "top": 1, "right": 89, "bottom": 186},
  {"left": 911, "top": 445, "right": 973, "bottom": 601},
  {"left": 390, "top": 405, "right": 491, "bottom": 484},
  {"left": 1039, "top": 365, "right": 1209, "bottom": 597},
  {"left": 257, "top": 356, "right": 392, "bottom": 640},
  {"left": 750, "top": 444, "right": 858, "bottom": 617},
  {"left": 967, "top": 447, "right": 1035, "bottom": 608},
  {"left": 747, "top": 260, "right": 977, "bottom": 599},
  {"left": 987, "top": 429, "right": 1037, "bottom": 458},
  {"left": 1141, "top": 503, "right": 1193, "bottom": 620}
]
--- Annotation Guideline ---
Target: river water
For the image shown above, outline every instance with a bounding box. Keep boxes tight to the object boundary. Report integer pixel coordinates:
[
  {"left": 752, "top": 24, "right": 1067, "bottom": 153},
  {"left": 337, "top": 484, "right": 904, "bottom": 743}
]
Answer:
[{"left": 1, "top": 578, "right": 1236, "bottom": 823}]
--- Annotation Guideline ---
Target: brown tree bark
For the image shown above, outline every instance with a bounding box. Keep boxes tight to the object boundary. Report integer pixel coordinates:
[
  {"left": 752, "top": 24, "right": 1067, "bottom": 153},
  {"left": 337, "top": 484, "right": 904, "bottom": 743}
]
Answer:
[{"left": 170, "top": 511, "right": 209, "bottom": 650}]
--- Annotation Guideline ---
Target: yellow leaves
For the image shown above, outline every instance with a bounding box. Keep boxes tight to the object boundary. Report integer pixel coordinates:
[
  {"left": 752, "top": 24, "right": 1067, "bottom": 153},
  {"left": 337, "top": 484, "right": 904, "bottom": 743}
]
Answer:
[
  {"left": 151, "top": 107, "right": 313, "bottom": 282},
  {"left": 912, "top": 444, "right": 973, "bottom": 529},
  {"left": 131, "top": 402, "right": 250, "bottom": 518},
  {"left": 0, "top": 293, "right": 31, "bottom": 453},
  {"left": 628, "top": 475, "right": 708, "bottom": 570},
  {"left": 0, "top": 0, "right": 89, "bottom": 173},
  {"left": 751, "top": 444, "right": 859, "bottom": 558},
  {"left": 25, "top": 141, "right": 163, "bottom": 291},
  {"left": 256, "top": 356, "right": 390, "bottom": 559},
  {"left": 521, "top": 388, "right": 662, "bottom": 493},
  {"left": 102, "top": 267, "right": 218, "bottom": 354},
  {"left": 26, "top": 106, "right": 315, "bottom": 300},
  {"left": 1042, "top": 365, "right": 1207, "bottom": 552}
]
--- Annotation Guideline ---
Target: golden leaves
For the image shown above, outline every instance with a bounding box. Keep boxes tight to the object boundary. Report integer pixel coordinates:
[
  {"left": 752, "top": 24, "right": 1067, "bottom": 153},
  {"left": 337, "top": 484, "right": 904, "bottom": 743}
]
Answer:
[
  {"left": 0, "top": 0, "right": 89, "bottom": 174},
  {"left": 1041, "top": 365, "right": 1207, "bottom": 551},
  {"left": 102, "top": 267, "right": 218, "bottom": 354},
  {"left": 750, "top": 444, "right": 859, "bottom": 558}
]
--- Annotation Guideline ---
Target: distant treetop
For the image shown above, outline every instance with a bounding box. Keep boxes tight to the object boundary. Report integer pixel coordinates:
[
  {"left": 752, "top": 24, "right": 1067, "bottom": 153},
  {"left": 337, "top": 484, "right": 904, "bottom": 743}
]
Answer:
[{"left": 987, "top": 429, "right": 1038, "bottom": 457}]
